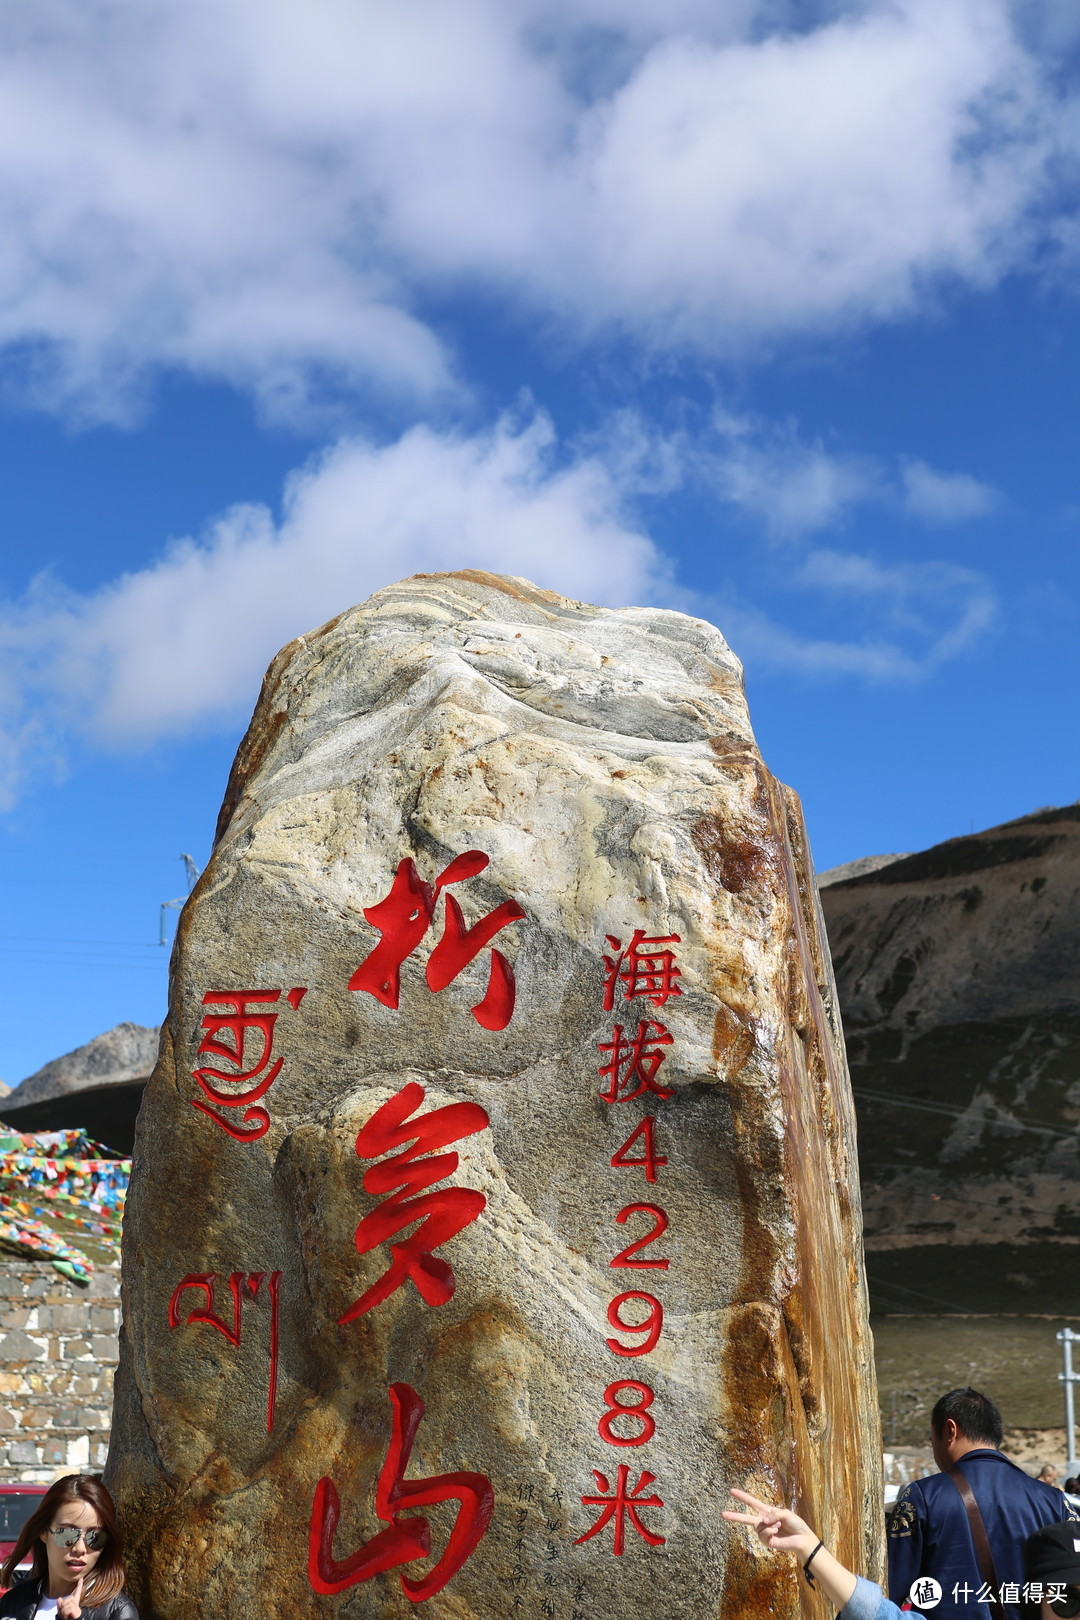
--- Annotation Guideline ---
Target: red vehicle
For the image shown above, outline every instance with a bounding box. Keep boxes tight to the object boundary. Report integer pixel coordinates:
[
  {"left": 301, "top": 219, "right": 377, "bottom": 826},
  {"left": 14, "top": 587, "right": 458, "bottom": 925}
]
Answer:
[{"left": 0, "top": 1483, "right": 47, "bottom": 1587}]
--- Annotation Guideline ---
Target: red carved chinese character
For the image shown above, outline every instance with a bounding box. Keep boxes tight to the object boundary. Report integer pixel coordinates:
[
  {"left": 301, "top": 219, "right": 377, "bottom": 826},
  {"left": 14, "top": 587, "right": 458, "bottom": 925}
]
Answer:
[
  {"left": 339, "top": 1081, "right": 490, "bottom": 1323},
  {"left": 348, "top": 851, "right": 525, "bottom": 1030},
  {"left": 610, "top": 1116, "right": 667, "bottom": 1184},
  {"left": 191, "top": 987, "right": 307, "bottom": 1140},
  {"left": 602, "top": 930, "right": 682, "bottom": 1012},
  {"left": 575, "top": 1465, "right": 666, "bottom": 1555},
  {"left": 597, "top": 1021, "right": 674, "bottom": 1104},
  {"left": 309, "top": 1382, "right": 494, "bottom": 1602},
  {"left": 168, "top": 1269, "right": 282, "bottom": 1431}
]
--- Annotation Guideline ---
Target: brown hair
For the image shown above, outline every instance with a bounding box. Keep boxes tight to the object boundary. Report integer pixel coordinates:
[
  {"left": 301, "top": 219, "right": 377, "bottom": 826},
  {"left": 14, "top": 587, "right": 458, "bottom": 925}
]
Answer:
[{"left": 0, "top": 1474, "right": 126, "bottom": 1602}]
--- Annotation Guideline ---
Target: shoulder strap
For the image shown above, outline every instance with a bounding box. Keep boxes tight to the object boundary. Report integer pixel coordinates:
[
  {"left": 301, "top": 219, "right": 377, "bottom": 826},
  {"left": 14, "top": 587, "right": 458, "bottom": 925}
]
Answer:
[{"left": 945, "top": 1465, "right": 1006, "bottom": 1620}]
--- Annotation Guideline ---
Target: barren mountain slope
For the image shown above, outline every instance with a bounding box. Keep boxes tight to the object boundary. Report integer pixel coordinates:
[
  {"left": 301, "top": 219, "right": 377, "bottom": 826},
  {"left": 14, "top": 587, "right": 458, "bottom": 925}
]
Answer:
[
  {"left": 819, "top": 805, "right": 1080, "bottom": 1314},
  {"left": 3, "top": 1022, "right": 159, "bottom": 1107}
]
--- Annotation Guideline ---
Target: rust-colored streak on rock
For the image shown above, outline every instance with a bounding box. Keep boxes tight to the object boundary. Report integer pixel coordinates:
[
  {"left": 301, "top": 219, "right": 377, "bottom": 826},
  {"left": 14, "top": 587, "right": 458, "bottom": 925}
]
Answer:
[
  {"left": 718, "top": 1305, "right": 838, "bottom": 1620},
  {"left": 691, "top": 811, "right": 773, "bottom": 895},
  {"left": 411, "top": 567, "right": 570, "bottom": 612},
  {"left": 762, "top": 775, "right": 882, "bottom": 1595},
  {"left": 721, "top": 1538, "right": 800, "bottom": 1620},
  {"left": 708, "top": 731, "right": 756, "bottom": 759},
  {"left": 108, "top": 572, "right": 879, "bottom": 1619},
  {"left": 212, "top": 704, "right": 289, "bottom": 847},
  {"left": 710, "top": 760, "right": 882, "bottom": 1615},
  {"left": 711, "top": 1001, "right": 756, "bottom": 1082}
]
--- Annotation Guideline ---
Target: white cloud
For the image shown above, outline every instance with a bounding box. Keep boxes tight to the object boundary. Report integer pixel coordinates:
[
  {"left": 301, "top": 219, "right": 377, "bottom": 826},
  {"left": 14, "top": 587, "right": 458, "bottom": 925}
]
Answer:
[
  {"left": 799, "top": 546, "right": 996, "bottom": 660},
  {"left": 0, "top": 411, "right": 1001, "bottom": 803},
  {"left": 558, "top": 1, "right": 1054, "bottom": 344},
  {"left": 717, "top": 548, "right": 997, "bottom": 680},
  {"left": 901, "top": 458, "right": 1001, "bottom": 522},
  {"left": 705, "top": 414, "right": 881, "bottom": 537},
  {"left": 0, "top": 415, "right": 670, "bottom": 780},
  {"left": 701, "top": 413, "right": 1000, "bottom": 537},
  {"left": 0, "top": 0, "right": 1066, "bottom": 417}
]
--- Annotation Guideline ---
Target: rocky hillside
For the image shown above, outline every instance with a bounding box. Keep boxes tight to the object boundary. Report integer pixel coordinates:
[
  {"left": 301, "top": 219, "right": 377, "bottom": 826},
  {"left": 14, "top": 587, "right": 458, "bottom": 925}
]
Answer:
[
  {"left": 3, "top": 1023, "right": 159, "bottom": 1108},
  {"left": 819, "top": 804, "right": 1080, "bottom": 1313}
]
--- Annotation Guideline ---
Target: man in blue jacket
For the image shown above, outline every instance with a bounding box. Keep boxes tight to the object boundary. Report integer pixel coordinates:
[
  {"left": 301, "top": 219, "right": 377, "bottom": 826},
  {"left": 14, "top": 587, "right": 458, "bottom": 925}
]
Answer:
[{"left": 888, "top": 1387, "right": 1076, "bottom": 1618}]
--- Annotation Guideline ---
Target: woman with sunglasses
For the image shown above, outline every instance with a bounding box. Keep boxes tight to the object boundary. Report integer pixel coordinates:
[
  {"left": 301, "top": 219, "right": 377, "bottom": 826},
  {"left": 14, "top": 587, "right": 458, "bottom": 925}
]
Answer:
[
  {"left": 723, "top": 1486, "right": 1080, "bottom": 1619},
  {"left": 0, "top": 1474, "right": 137, "bottom": 1618}
]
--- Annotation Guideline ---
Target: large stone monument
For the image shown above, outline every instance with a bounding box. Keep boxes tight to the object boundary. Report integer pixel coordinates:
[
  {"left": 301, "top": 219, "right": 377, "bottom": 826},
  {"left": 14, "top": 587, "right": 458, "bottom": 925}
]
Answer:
[{"left": 109, "top": 572, "right": 882, "bottom": 1617}]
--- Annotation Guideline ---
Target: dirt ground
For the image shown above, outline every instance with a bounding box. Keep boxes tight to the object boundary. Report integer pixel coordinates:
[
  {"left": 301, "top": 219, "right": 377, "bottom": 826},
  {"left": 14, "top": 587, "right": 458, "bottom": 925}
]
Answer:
[{"left": 873, "top": 1314, "right": 1080, "bottom": 1469}]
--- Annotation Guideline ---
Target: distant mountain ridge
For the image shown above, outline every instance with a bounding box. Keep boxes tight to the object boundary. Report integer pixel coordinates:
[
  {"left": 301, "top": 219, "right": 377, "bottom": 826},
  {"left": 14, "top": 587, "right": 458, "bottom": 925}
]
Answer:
[
  {"left": 818, "top": 852, "right": 912, "bottom": 887},
  {"left": 819, "top": 802, "right": 1080, "bottom": 1314},
  {"left": 4, "top": 1022, "right": 159, "bottom": 1108}
]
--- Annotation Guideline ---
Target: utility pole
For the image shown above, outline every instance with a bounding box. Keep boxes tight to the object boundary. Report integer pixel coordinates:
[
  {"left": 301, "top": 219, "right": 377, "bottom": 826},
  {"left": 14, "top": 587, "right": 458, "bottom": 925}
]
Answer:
[
  {"left": 1058, "top": 1327, "right": 1079, "bottom": 1472},
  {"left": 159, "top": 853, "right": 201, "bottom": 946}
]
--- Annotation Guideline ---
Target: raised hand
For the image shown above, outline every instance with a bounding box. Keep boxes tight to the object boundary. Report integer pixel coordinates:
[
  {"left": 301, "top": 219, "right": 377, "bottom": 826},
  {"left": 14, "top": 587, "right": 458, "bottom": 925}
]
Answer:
[
  {"left": 721, "top": 1486, "right": 816, "bottom": 1554},
  {"left": 722, "top": 1486, "right": 859, "bottom": 1611},
  {"left": 57, "top": 1575, "right": 84, "bottom": 1618}
]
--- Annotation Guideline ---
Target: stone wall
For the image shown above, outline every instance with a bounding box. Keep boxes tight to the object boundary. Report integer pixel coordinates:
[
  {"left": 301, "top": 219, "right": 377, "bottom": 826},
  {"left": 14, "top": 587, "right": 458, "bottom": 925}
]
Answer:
[{"left": 0, "top": 1259, "right": 119, "bottom": 1480}]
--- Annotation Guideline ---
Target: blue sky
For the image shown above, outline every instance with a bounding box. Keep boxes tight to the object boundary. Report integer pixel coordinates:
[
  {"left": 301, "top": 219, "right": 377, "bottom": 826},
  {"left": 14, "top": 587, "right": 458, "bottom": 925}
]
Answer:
[{"left": 1, "top": 0, "right": 1079, "bottom": 1082}]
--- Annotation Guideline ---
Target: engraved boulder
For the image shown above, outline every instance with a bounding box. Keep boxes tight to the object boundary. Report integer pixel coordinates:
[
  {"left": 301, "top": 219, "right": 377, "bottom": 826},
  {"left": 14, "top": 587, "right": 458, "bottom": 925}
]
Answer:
[{"left": 108, "top": 570, "right": 882, "bottom": 1618}]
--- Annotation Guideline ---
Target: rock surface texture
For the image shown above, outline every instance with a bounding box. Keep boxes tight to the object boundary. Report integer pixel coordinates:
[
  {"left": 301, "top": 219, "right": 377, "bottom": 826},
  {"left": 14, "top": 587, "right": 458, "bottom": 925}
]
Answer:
[
  {"left": 820, "top": 805, "right": 1080, "bottom": 1315},
  {"left": 109, "top": 572, "right": 880, "bottom": 1619}
]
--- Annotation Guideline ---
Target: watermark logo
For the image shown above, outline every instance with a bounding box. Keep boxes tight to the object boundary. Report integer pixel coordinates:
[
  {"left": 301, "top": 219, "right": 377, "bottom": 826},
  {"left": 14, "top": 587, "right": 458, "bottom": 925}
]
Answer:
[{"left": 909, "top": 1576, "right": 942, "bottom": 1609}]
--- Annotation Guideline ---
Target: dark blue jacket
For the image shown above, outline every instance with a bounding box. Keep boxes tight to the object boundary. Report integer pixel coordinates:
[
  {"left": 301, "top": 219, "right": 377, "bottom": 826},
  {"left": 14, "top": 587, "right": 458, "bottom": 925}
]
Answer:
[{"left": 887, "top": 1449, "right": 1076, "bottom": 1618}]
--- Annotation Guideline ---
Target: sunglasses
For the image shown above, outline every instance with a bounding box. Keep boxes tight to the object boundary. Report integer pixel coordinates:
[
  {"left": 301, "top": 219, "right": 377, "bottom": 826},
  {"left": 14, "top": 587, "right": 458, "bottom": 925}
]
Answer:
[
  {"left": 48, "top": 1525, "right": 108, "bottom": 1551},
  {"left": 1051, "top": 1593, "right": 1080, "bottom": 1620}
]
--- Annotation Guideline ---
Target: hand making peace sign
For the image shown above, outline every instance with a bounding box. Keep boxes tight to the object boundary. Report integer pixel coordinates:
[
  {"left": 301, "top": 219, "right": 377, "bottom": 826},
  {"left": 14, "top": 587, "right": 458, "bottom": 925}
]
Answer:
[
  {"left": 722, "top": 1486, "right": 858, "bottom": 1611},
  {"left": 722, "top": 1487, "right": 817, "bottom": 1553}
]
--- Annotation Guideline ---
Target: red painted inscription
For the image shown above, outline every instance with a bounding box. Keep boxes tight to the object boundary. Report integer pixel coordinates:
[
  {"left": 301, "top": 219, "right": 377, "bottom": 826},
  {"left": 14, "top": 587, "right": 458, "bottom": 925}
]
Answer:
[
  {"left": 575, "top": 1466, "right": 666, "bottom": 1555},
  {"left": 597, "top": 1020, "right": 674, "bottom": 1104},
  {"left": 580, "top": 917, "right": 682, "bottom": 1552},
  {"left": 308, "top": 1382, "right": 494, "bottom": 1602},
  {"left": 602, "top": 931, "right": 682, "bottom": 1012},
  {"left": 348, "top": 851, "right": 525, "bottom": 1030},
  {"left": 610, "top": 1204, "right": 670, "bottom": 1270},
  {"left": 606, "top": 1291, "right": 663, "bottom": 1357},
  {"left": 609, "top": 1115, "right": 666, "bottom": 1184},
  {"left": 597, "top": 1380, "right": 656, "bottom": 1446},
  {"left": 191, "top": 987, "right": 307, "bottom": 1139},
  {"left": 168, "top": 1269, "right": 282, "bottom": 1431},
  {"left": 339, "top": 1081, "right": 490, "bottom": 1323}
]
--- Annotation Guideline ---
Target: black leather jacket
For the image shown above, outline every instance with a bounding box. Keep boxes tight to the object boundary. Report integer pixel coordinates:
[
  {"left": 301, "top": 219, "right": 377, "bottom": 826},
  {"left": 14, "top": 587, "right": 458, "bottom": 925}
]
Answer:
[{"left": 0, "top": 1578, "right": 139, "bottom": 1620}]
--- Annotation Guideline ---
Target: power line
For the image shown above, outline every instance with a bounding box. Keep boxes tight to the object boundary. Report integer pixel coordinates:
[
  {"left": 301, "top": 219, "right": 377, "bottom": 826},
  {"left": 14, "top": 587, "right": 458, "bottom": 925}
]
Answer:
[
  {"left": 0, "top": 953, "right": 167, "bottom": 972},
  {"left": 864, "top": 1270, "right": 969, "bottom": 1313},
  {"left": 159, "top": 853, "right": 201, "bottom": 946},
  {"left": 0, "top": 934, "right": 160, "bottom": 948},
  {"left": 851, "top": 1084, "right": 1078, "bottom": 1143}
]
